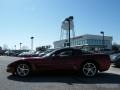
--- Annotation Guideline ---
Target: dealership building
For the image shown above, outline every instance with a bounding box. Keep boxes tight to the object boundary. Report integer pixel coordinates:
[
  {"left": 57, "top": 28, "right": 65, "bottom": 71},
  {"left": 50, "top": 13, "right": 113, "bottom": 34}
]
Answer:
[{"left": 53, "top": 34, "right": 113, "bottom": 50}]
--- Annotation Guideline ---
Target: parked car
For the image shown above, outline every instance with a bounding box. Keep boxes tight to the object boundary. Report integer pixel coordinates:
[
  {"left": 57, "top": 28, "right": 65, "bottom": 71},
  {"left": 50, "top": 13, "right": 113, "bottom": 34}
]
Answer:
[
  {"left": 18, "top": 51, "right": 38, "bottom": 57},
  {"left": 4, "top": 50, "right": 15, "bottom": 56},
  {"left": 113, "top": 58, "right": 120, "bottom": 67},
  {"left": 110, "top": 53, "right": 120, "bottom": 63},
  {"left": 7, "top": 48, "right": 111, "bottom": 77},
  {"left": 98, "top": 49, "right": 114, "bottom": 55},
  {"left": 111, "top": 54, "right": 120, "bottom": 67}
]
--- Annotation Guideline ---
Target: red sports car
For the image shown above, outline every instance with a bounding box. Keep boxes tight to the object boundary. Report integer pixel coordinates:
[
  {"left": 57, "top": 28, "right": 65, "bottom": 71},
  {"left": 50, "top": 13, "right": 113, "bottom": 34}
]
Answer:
[{"left": 7, "top": 48, "right": 111, "bottom": 77}]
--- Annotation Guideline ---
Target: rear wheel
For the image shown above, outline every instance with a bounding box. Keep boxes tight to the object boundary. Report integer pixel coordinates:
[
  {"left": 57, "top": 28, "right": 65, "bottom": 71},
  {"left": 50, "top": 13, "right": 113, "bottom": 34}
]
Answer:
[
  {"left": 16, "top": 63, "right": 31, "bottom": 77},
  {"left": 81, "top": 62, "right": 98, "bottom": 77}
]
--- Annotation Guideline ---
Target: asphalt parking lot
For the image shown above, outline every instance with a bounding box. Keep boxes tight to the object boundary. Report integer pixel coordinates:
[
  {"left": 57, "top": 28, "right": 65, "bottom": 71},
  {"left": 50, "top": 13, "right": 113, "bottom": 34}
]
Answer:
[{"left": 0, "top": 56, "right": 120, "bottom": 90}]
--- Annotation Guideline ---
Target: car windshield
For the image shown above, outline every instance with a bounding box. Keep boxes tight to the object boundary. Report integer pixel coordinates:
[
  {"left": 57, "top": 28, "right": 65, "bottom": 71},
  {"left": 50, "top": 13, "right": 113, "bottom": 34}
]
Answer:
[{"left": 42, "top": 50, "right": 56, "bottom": 57}]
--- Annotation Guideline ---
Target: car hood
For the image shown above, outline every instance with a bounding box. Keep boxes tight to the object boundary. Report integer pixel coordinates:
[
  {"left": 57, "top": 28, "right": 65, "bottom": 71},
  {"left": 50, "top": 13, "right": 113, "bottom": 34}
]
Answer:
[
  {"left": 7, "top": 57, "right": 45, "bottom": 67},
  {"left": 10, "top": 57, "right": 44, "bottom": 63}
]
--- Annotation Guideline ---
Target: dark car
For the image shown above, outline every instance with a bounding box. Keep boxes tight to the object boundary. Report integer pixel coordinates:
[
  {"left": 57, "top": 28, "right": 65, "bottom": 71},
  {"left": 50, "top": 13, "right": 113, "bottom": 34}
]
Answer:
[
  {"left": 113, "top": 55, "right": 120, "bottom": 67},
  {"left": 110, "top": 53, "right": 120, "bottom": 63},
  {"left": 7, "top": 48, "right": 111, "bottom": 77},
  {"left": 4, "top": 50, "right": 15, "bottom": 56},
  {"left": 114, "top": 59, "right": 120, "bottom": 67},
  {"left": 98, "top": 49, "right": 114, "bottom": 55}
]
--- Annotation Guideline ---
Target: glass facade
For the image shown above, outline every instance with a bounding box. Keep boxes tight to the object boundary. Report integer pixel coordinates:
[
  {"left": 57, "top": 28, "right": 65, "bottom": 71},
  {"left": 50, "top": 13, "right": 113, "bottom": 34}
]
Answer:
[
  {"left": 70, "top": 39, "right": 111, "bottom": 46},
  {"left": 54, "top": 34, "right": 112, "bottom": 49},
  {"left": 71, "top": 39, "right": 87, "bottom": 46}
]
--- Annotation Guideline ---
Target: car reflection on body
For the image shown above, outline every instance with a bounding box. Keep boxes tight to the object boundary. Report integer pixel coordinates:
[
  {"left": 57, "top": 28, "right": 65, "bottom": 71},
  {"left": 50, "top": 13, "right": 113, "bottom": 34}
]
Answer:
[{"left": 7, "top": 48, "right": 111, "bottom": 77}]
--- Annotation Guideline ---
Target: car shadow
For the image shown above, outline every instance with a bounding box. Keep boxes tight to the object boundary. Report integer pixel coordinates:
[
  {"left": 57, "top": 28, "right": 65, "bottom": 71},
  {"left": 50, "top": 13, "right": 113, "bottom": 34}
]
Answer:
[{"left": 7, "top": 72, "right": 120, "bottom": 85}]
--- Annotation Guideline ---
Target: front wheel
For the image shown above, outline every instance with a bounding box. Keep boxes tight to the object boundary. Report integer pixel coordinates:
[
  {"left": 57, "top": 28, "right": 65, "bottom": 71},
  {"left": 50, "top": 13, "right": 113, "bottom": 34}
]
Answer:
[
  {"left": 16, "top": 63, "right": 31, "bottom": 77},
  {"left": 81, "top": 62, "right": 98, "bottom": 77}
]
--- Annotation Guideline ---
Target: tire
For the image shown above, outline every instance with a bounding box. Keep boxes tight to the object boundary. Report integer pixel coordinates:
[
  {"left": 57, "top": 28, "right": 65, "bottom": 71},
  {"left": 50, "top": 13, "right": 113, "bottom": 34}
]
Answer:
[
  {"left": 81, "top": 62, "right": 98, "bottom": 77},
  {"left": 16, "top": 63, "right": 31, "bottom": 77}
]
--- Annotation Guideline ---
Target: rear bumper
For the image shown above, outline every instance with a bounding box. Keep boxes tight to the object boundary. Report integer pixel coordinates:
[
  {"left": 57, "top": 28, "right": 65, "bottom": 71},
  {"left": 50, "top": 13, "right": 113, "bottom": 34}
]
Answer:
[{"left": 99, "top": 64, "right": 111, "bottom": 72}]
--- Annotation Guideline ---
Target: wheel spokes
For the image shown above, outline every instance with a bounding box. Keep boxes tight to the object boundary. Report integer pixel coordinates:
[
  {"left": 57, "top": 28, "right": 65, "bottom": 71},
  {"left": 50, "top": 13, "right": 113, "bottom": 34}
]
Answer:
[
  {"left": 17, "top": 64, "right": 30, "bottom": 77},
  {"left": 83, "top": 63, "right": 97, "bottom": 77}
]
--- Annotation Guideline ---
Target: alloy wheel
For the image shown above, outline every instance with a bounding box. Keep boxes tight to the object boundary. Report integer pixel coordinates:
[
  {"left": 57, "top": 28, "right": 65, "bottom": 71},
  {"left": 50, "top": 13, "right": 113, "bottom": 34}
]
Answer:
[
  {"left": 16, "top": 63, "right": 30, "bottom": 77},
  {"left": 82, "top": 62, "right": 97, "bottom": 77}
]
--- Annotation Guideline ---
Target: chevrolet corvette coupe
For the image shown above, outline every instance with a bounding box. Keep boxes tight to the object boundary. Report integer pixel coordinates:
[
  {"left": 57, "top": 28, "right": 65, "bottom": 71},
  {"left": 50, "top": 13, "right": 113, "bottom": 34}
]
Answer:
[{"left": 7, "top": 48, "right": 111, "bottom": 77}]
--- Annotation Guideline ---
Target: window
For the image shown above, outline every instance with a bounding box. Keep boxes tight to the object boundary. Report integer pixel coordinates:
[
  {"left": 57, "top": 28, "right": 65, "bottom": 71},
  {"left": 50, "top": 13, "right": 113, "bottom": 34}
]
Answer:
[
  {"left": 58, "top": 50, "right": 73, "bottom": 57},
  {"left": 78, "top": 40, "right": 81, "bottom": 45}
]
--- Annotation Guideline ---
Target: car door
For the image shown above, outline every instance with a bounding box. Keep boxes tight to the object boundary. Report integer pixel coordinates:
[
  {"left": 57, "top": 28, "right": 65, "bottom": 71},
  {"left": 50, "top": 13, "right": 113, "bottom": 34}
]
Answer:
[
  {"left": 32, "top": 51, "right": 63, "bottom": 71},
  {"left": 47, "top": 49, "right": 75, "bottom": 70},
  {"left": 35, "top": 49, "right": 77, "bottom": 71}
]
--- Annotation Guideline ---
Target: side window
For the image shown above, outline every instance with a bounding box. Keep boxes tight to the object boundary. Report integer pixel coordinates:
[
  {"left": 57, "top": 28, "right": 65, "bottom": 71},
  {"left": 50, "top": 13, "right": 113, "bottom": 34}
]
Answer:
[
  {"left": 58, "top": 50, "right": 73, "bottom": 57},
  {"left": 73, "top": 50, "right": 82, "bottom": 56}
]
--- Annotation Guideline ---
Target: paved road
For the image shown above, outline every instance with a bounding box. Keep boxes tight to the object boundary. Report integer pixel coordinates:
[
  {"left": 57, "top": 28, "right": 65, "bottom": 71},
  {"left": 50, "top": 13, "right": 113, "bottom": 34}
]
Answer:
[{"left": 0, "top": 56, "right": 120, "bottom": 90}]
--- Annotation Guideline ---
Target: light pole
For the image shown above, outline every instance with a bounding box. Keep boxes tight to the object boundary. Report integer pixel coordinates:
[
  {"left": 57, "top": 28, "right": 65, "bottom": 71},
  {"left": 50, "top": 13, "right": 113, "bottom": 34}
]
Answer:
[
  {"left": 19, "top": 43, "right": 22, "bottom": 50},
  {"left": 31, "top": 36, "right": 34, "bottom": 50},
  {"left": 64, "top": 16, "right": 73, "bottom": 47},
  {"left": 14, "top": 45, "right": 16, "bottom": 50},
  {"left": 100, "top": 31, "right": 104, "bottom": 49}
]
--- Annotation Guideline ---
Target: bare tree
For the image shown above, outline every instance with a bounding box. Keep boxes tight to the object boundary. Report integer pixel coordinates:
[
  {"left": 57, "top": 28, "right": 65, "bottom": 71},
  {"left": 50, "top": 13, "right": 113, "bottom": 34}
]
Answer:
[
  {"left": 2, "top": 44, "right": 9, "bottom": 50},
  {"left": 36, "top": 45, "right": 51, "bottom": 51}
]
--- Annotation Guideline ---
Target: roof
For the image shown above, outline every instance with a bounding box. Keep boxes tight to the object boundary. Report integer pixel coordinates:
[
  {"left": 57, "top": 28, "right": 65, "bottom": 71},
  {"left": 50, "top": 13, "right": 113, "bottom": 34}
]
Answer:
[{"left": 54, "top": 34, "right": 113, "bottom": 43}]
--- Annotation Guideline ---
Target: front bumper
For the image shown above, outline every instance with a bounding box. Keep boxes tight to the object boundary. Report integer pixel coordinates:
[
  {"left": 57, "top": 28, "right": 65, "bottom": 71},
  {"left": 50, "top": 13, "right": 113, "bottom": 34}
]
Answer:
[{"left": 6, "top": 66, "right": 15, "bottom": 73}]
